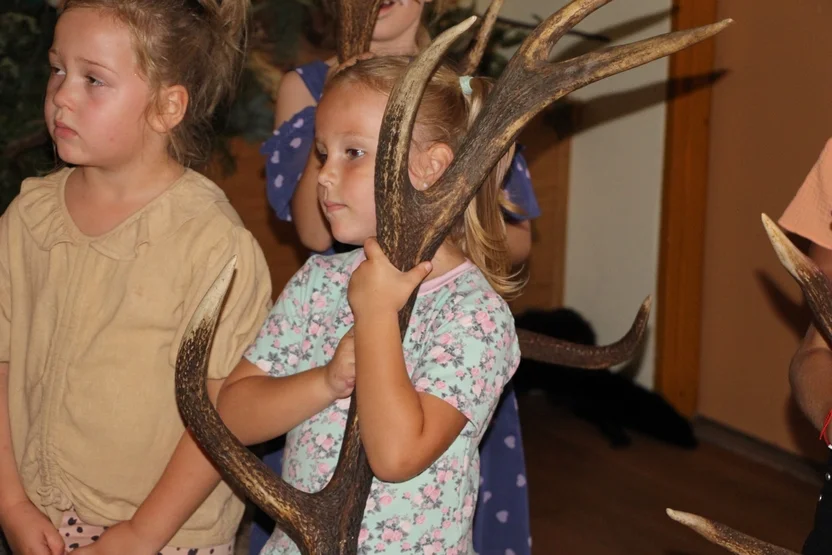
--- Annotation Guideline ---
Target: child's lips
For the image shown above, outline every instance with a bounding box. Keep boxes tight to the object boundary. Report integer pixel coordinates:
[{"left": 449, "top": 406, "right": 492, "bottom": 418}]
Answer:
[
  {"left": 378, "top": 0, "right": 398, "bottom": 15},
  {"left": 54, "top": 121, "right": 77, "bottom": 139},
  {"left": 324, "top": 201, "right": 346, "bottom": 213}
]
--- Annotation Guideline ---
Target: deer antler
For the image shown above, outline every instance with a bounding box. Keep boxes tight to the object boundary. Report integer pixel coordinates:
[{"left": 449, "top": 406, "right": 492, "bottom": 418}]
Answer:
[
  {"left": 175, "top": 257, "right": 368, "bottom": 554},
  {"left": 175, "top": 2, "right": 732, "bottom": 554},
  {"left": 335, "top": 0, "right": 384, "bottom": 61},
  {"left": 660, "top": 215, "right": 827, "bottom": 554},
  {"left": 516, "top": 296, "right": 651, "bottom": 367},
  {"left": 666, "top": 509, "right": 798, "bottom": 555},
  {"left": 761, "top": 213, "right": 832, "bottom": 346},
  {"left": 459, "top": 0, "right": 504, "bottom": 75},
  {"left": 374, "top": 0, "right": 731, "bottom": 358}
]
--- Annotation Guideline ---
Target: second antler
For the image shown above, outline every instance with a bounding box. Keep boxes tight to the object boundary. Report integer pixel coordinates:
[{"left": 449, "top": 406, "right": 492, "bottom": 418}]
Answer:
[
  {"left": 665, "top": 214, "right": 821, "bottom": 555},
  {"left": 175, "top": 1, "right": 732, "bottom": 553}
]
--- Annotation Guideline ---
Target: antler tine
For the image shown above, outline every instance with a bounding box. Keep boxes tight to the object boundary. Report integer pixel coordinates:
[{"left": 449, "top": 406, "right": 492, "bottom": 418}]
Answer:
[
  {"left": 524, "top": 0, "right": 612, "bottom": 60},
  {"left": 335, "top": 0, "right": 385, "bottom": 61},
  {"left": 175, "top": 258, "right": 334, "bottom": 553},
  {"left": 666, "top": 509, "right": 799, "bottom": 555},
  {"left": 422, "top": 16, "right": 732, "bottom": 255},
  {"left": 518, "top": 296, "right": 651, "bottom": 368},
  {"left": 761, "top": 213, "right": 832, "bottom": 347},
  {"left": 374, "top": 15, "right": 478, "bottom": 269},
  {"left": 459, "top": 0, "right": 504, "bottom": 75}
]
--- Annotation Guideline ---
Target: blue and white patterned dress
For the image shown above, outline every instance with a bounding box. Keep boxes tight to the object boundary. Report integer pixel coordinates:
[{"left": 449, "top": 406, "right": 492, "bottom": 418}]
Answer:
[{"left": 251, "top": 60, "right": 538, "bottom": 555}]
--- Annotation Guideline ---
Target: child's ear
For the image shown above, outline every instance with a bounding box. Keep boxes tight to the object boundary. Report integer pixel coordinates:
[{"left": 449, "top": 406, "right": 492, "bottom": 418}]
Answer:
[
  {"left": 149, "top": 85, "right": 188, "bottom": 134},
  {"left": 410, "top": 143, "right": 454, "bottom": 191}
]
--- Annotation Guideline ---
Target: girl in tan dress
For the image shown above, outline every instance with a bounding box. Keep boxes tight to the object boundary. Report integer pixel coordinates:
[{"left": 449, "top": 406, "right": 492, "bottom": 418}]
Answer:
[{"left": 0, "top": 1, "right": 272, "bottom": 553}]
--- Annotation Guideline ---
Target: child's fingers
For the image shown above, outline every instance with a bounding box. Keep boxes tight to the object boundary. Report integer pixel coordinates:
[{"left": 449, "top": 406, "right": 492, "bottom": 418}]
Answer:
[
  {"left": 44, "top": 529, "right": 66, "bottom": 555},
  {"left": 406, "top": 261, "right": 433, "bottom": 288},
  {"left": 363, "top": 237, "right": 383, "bottom": 259}
]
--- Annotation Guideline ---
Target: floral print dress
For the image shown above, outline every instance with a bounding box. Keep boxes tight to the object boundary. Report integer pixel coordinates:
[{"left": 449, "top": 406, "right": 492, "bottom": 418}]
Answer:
[
  {"left": 245, "top": 251, "right": 520, "bottom": 554},
  {"left": 252, "top": 60, "right": 536, "bottom": 555}
]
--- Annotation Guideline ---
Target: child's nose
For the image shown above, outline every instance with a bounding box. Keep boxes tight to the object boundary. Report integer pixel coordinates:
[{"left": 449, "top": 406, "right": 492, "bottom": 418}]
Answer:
[
  {"left": 51, "top": 79, "right": 74, "bottom": 110},
  {"left": 318, "top": 163, "right": 336, "bottom": 188}
]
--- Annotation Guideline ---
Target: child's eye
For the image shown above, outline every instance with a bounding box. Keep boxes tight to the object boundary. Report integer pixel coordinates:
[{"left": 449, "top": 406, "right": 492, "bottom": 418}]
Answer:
[
  {"left": 315, "top": 148, "right": 327, "bottom": 165},
  {"left": 50, "top": 66, "right": 65, "bottom": 77},
  {"left": 346, "top": 148, "right": 365, "bottom": 160},
  {"left": 86, "top": 75, "right": 105, "bottom": 87}
]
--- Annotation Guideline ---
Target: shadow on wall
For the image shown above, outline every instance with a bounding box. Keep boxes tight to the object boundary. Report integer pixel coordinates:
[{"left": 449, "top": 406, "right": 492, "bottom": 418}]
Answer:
[
  {"left": 539, "top": 71, "right": 727, "bottom": 147},
  {"left": 755, "top": 269, "right": 811, "bottom": 343},
  {"left": 785, "top": 395, "right": 828, "bottom": 462},
  {"left": 755, "top": 232, "right": 828, "bottom": 458},
  {"left": 551, "top": 8, "right": 676, "bottom": 62}
]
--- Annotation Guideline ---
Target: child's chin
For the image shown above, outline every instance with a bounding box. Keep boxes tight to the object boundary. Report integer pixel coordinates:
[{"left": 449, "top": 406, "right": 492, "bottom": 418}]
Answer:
[{"left": 331, "top": 230, "right": 362, "bottom": 247}]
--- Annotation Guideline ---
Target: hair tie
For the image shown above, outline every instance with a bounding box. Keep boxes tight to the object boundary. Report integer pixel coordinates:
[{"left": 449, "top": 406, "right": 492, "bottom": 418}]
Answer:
[{"left": 459, "top": 75, "right": 474, "bottom": 96}]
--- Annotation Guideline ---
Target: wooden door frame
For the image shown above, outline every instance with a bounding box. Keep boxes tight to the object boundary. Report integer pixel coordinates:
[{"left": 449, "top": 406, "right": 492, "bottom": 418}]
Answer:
[{"left": 654, "top": 0, "right": 720, "bottom": 417}]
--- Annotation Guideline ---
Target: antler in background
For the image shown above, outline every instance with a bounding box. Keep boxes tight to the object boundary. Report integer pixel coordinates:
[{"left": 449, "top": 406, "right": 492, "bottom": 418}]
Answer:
[
  {"left": 761, "top": 213, "right": 832, "bottom": 346},
  {"left": 458, "top": 0, "right": 504, "bottom": 75},
  {"left": 667, "top": 509, "right": 798, "bottom": 555},
  {"left": 516, "top": 297, "right": 651, "bottom": 368},
  {"left": 334, "top": 0, "right": 384, "bottom": 61},
  {"left": 663, "top": 215, "right": 823, "bottom": 554}
]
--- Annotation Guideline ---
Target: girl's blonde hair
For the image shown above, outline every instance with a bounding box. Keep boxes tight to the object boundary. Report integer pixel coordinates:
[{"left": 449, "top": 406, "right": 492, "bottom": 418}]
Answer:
[
  {"left": 325, "top": 56, "right": 525, "bottom": 299},
  {"left": 61, "top": 0, "right": 250, "bottom": 167}
]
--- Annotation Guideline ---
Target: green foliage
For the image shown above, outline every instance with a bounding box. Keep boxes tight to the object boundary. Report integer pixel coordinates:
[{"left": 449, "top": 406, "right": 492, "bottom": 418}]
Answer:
[{"left": 0, "top": 1, "right": 58, "bottom": 215}]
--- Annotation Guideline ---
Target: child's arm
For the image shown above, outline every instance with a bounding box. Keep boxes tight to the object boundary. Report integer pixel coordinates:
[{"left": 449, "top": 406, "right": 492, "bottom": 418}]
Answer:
[
  {"left": 506, "top": 220, "right": 532, "bottom": 265},
  {"left": 789, "top": 243, "right": 832, "bottom": 431},
  {"left": 217, "top": 331, "right": 354, "bottom": 445},
  {"left": 0, "top": 363, "right": 26, "bottom": 511},
  {"left": 0, "top": 363, "right": 66, "bottom": 555},
  {"left": 77, "top": 331, "right": 353, "bottom": 555},
  {"left": 503, "top": 151, "right": 540, "bottom": 265},
  {"left": 75, "top": 380, "right": 228, "bottom": 554},
  {"left": 781, "top": 139, "right": 832, "bottom": 433},
  {"left": 349, "top": 240, "right": 467, "bottom": 482},
  {"left": 274, "top": 71, "right": 333, "bottom": 252},
  {"left": 274, "top": 71, "right": 315, "bottom": 129},
  {"left": 0, "top": 212, "right": 65, "bottom": 555},
  {"left": 354, "top": 311, "right": 467, "bottom": 482}
]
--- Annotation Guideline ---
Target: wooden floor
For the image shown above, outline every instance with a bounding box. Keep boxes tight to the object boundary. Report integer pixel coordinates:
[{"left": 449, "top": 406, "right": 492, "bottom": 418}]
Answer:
[
  {"left": 234, "top": 394, "right": 820, "bottom": 555},
  {"left": 520, "top": 394, "right": 818, "bottom": 554}
]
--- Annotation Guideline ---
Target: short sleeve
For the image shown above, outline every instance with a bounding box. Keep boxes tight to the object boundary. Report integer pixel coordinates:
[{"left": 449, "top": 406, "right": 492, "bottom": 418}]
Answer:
[
  {"left": 0, "top": 213, "right": 10, "bottom": 363},
  {"left": 503, "top": 150, "right": 541, "bottom": 222},
  {"left": 171, "top": 228, "right": 272, "bottom": 380},
  {"left": 261, "top": 105, "right": 317, "bottom": 223},
  {"left": 411, "top": 292, "right": 521, "bottom": 438},
  {"left": 244, "top": 256, "right": 318, "bottom": 378},
  {"left": 779, "top": 138, "right": 832, "bottom": 250}
]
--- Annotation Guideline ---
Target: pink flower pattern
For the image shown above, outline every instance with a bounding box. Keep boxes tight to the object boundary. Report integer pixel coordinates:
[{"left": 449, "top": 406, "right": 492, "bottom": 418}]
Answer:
[{"left": 246, "top": 252, "right": 519, "bottom": 554}]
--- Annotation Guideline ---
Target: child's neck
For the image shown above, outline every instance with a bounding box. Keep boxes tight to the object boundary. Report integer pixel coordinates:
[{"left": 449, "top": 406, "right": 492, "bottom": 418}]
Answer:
[
  {"left": 424, "top": 241, "right": 467, "bottom": 281},
  {"left": 64, "top": 156, "right": 185, "bottom": 237},
  {"left": 72, "top": 156, "right": 185, "bottom": 203},
  {"left": 370, "top": 36, "right": 420, "bottom": 57}
]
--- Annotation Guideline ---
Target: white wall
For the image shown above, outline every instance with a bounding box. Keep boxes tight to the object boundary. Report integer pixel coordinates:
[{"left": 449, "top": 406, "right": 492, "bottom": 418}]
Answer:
[{"left": 477, "top": 0, "right": 672, "bottom": 388}]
